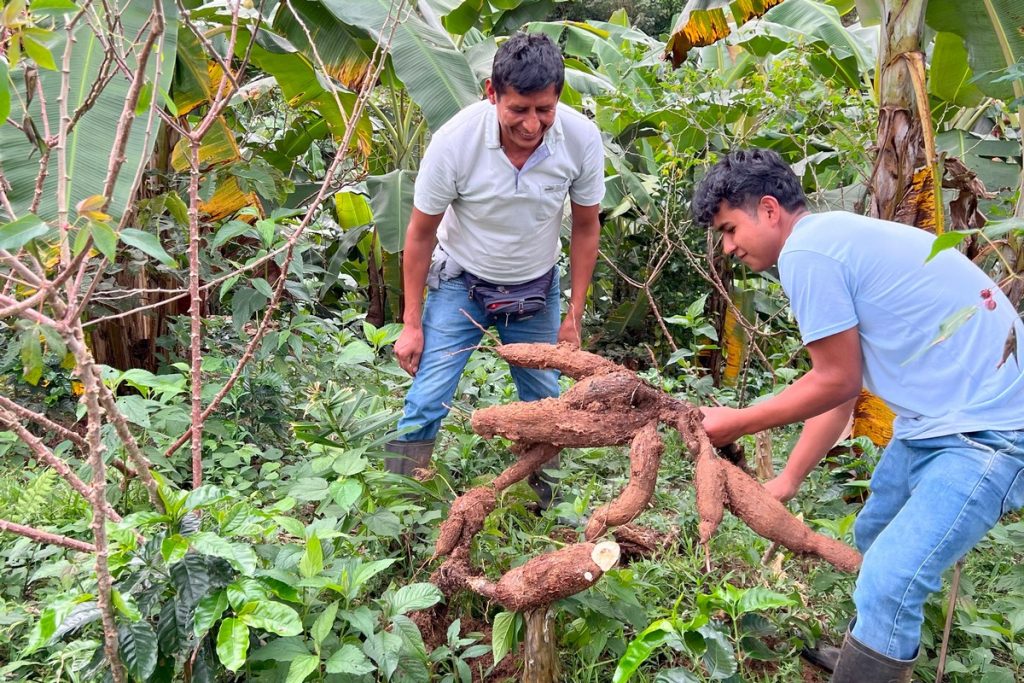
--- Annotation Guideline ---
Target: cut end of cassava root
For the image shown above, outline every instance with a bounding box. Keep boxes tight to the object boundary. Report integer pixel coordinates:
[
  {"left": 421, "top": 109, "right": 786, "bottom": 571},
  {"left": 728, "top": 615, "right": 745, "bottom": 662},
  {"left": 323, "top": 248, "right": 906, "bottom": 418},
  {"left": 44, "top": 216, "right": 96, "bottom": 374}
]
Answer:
[{"left": 591, "top": 540, "right": 621, "bottom": 571}]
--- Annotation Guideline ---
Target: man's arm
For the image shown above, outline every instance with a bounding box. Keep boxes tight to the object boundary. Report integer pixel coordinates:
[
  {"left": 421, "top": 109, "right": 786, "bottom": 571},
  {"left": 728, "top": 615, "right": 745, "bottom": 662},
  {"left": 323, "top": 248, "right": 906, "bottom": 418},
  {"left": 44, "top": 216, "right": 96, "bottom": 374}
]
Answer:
[
  {"left": 558, "top": 201, "right": 601, "bottom": 346},
  {"left": 394, "top": 208, "right": 445, "bottom": 375},
  {"left": 701, "top": 326, "right": 863, "bottom": 445},
  {"left": 762, "top": 397, "right": 857, "bottom": 501}
]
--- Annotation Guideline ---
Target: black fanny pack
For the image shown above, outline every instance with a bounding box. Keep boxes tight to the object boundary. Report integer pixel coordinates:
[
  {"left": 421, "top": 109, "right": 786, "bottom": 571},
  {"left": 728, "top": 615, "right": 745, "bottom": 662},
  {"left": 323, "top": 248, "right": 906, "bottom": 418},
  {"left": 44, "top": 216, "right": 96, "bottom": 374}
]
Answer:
[{"left": 462, "top": 267, "right": 555, "bottom": 321}]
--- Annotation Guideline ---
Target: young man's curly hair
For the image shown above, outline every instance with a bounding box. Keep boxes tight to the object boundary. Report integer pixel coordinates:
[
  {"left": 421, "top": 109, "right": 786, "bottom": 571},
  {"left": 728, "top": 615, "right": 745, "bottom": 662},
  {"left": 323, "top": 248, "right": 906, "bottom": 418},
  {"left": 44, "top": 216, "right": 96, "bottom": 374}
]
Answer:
[{"left": 692, "top": 148, "right": 807, "bottom": 227}]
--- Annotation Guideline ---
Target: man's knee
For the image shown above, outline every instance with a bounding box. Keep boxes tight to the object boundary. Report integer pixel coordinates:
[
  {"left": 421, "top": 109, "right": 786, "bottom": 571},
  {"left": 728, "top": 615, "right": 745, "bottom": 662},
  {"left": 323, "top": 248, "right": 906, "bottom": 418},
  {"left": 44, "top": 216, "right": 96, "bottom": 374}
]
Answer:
[{"left": 853, "top": 512, "right": 884, "bottom": 554}]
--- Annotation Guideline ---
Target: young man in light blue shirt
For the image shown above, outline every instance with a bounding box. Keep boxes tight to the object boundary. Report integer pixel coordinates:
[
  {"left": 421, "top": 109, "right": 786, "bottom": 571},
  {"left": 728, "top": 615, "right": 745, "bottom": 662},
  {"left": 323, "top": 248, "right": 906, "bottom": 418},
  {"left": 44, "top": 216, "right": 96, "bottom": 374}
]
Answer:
[
  {"left": 693, "top": 148, "right": 1024, "bottom": 683},
  {"left": 386, "top": 33, "right": 605, "bottom": 502}
]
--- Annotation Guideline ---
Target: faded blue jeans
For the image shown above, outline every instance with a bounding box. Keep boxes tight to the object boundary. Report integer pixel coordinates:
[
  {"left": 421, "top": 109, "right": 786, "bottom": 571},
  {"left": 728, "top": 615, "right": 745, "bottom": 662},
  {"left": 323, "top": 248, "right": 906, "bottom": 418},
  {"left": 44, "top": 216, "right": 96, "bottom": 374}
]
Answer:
[
  {"left": 395, "top": 271, "right": 561, "bottom": 442},
  {"left": 851, "top": 429, "right": 1024, "bottom": 661}
]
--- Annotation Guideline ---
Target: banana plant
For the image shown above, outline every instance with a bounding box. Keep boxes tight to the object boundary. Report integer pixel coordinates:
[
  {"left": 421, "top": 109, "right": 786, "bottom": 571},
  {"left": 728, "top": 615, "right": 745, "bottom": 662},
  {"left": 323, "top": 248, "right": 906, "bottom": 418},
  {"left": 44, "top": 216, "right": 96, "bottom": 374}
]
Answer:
[
  {"left": 664, "top": 0, "right": 788, "bottom": 67},
  {"left": 926, "top": 0, "right": 1024, "bottom": 304},
  {"left": 0, "top": 0, "right": 179, "bottom": 223}
]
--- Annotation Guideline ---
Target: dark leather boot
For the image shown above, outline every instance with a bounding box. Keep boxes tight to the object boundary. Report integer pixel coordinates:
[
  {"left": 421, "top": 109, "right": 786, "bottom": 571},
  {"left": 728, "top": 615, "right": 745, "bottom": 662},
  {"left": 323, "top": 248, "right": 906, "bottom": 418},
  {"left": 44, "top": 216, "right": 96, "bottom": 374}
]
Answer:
[
  {"left": 384, "top": 439, "right": 435, "bottom": 477},
  {"left": 830, "top": 631, "right": 916, "bottom": 683}
]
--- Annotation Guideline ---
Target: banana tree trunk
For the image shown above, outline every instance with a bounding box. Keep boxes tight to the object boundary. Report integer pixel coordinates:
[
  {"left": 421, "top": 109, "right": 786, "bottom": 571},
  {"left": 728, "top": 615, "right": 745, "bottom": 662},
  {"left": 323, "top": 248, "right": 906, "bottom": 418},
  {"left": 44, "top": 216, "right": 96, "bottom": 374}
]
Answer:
[{"left": 868, "top": 0, "right": 931, "bottom": 225}]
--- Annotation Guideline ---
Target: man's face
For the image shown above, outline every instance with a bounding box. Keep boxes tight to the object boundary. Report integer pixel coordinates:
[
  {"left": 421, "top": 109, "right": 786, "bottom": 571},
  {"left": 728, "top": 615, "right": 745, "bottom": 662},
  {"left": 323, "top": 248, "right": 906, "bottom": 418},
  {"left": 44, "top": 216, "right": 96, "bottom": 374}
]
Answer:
[
  {"left": 486, "top": 82, "right": 559, "bottom": 155},
  {"left": 711, "top": 200, "right": 784, "bottom": 271}
]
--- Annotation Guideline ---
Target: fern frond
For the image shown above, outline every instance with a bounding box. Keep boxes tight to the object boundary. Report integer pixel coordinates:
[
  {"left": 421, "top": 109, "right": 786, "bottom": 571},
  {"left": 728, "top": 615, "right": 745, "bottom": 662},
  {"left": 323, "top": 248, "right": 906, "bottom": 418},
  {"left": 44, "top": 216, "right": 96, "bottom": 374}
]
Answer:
[{"left": 12, "top": 469, "right": 59, "bottom": 525}]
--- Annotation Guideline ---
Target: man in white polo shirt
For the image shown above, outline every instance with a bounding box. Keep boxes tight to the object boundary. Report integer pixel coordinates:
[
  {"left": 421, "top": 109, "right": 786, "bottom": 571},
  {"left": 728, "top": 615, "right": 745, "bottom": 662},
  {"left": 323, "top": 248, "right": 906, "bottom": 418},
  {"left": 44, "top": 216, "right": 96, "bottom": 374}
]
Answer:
[{"left": 386, "top": 33, "right": 605, "bottom": 504}]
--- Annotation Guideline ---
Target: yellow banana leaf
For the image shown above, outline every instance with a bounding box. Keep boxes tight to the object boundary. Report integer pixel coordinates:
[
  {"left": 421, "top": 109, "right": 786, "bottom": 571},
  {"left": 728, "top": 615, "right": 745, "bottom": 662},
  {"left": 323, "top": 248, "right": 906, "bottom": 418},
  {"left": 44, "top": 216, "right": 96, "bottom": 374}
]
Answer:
[
  {"left": 853, "top": 388, "right": 895, "bottom": 447},
  {"left": 722, "top": 288, "right": 755, "bottom": 387},
  {"left": 665, "top": 0, "right": 788, "bottom": 67}
]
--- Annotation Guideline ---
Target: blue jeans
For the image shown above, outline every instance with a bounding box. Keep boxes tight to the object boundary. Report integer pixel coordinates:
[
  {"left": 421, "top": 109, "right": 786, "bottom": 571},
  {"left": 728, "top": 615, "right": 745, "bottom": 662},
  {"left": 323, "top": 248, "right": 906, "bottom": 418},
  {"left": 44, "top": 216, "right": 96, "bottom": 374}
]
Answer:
[
  {"left": 851, "top": 429, "right": 1024, "bottom": 660},
  {"left": 395, "top": 272, "right": 561, "bottom": 442}
]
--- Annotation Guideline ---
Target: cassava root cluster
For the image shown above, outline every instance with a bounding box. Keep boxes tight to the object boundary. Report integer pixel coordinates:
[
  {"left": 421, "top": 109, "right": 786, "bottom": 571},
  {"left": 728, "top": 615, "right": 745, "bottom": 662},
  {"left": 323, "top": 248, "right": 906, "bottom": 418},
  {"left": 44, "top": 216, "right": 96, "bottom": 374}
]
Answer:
[{"left": 430, "top": 343, "right": 861, "bottom": 613}]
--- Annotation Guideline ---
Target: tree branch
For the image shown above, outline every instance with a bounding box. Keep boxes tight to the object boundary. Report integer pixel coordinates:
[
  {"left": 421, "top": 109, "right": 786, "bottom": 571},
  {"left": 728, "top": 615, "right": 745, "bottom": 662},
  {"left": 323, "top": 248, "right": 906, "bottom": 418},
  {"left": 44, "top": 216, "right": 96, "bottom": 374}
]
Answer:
[
  {"left": 68, "top": 322, "right": 125, "bottom": 683},
  {"left": 0, "top": 517, "right": 96, "bottom": 553},
  {"left": 0, "top": 395, "right": 87, "bottom": 450},
  {"left": 100, "top": 4, "right": 163, "bottom": 202},
  {"left": 186, "top": 137, "right": 204, "bottom": 488},
  {"left": 163, "top": 0, "right": 405, "bottom": 460}
]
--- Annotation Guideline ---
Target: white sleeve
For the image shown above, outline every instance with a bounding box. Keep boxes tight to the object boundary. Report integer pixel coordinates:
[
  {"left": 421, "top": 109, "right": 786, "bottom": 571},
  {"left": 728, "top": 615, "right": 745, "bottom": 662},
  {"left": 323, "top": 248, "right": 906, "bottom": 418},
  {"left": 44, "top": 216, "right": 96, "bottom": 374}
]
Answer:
[
  {"left": 413, "top": 134, "right": 458, "bottom": 215},
  {"left": 569, "top": 124, "right": 606, "bottom": 207}
]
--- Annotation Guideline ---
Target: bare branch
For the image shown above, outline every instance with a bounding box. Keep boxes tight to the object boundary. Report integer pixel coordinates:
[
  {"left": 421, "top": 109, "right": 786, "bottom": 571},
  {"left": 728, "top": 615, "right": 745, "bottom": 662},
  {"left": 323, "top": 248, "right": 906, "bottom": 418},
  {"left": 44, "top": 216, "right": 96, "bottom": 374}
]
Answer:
[
  {"left": 67, "top": 322, "right": 125, "bottom": 683},
  {"left": 96, "top": 377, "right": 163, "bottom": 510},
  {"left": 0, "top": 394, "right": 87, "bottom": 451},
  {"left": 101, "top": 5, "right": 163, "bottom": 202},
  {"left": 176, "top": 1, "right": 241, "bottom": 95},
  {"left": 0, "top": 246, "right": 92, "bottom": 320},
  {"left": 29, "top": 148, "right": 53, "bottom": 217},
  {"left": 186, "top": 137, "right": 204, "bottom": 488},
  {"left": 117, "top": 2, "right": 170, "bottom": 230},
  {"left": 0, "top": 249, "right": 45, "bottom": 288},
  {"left": 0, "top": 517, "right": 96, "bottom": 553},
  {"left": 0, "top": 168, "right": 17, "bottom": 221},
  {"left": 163, "top": 0, "right": 406, "bottom": 461},
  {"left": 0, "top": 293, "right": 62, "bottom": 328},
  {"left": 677, "top": 232, "right": 774, "bottom": 373}
]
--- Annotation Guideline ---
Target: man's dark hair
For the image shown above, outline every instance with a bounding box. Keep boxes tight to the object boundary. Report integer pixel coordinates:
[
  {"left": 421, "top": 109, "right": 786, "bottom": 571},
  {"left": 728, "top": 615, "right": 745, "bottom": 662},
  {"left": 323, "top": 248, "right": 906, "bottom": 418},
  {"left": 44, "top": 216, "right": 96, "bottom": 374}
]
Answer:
[
  {"left": 691, "top": 148, "right": 807, "bottom": 227},
  {"left": 491, "top": 32, "right": 564, "bottom": 96}
]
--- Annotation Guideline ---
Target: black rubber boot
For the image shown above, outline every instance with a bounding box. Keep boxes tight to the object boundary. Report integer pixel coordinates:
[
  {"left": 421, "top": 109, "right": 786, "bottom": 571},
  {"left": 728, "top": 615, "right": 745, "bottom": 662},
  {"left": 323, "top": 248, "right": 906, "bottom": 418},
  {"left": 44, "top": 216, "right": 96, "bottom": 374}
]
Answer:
[
  {"left": 801, "top": 643, "right": 840, "bottom": 673},
  {"left": 384, "top": 439, "right": 435, "bottom": 477},
  {"left": 830, "top": 631, "right": 916, "bottom": 683},
  {"left": 527, "top": 451, "right": 560, "bottom": 510}
]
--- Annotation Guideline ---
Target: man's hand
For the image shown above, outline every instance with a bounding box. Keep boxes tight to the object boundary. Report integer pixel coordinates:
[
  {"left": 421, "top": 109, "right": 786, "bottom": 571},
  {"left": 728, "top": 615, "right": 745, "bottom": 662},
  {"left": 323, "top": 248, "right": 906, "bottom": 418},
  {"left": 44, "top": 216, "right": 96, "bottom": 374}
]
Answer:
[
  {"left": 762, "top": 474, "right": 800, "bottom": 503},
  {"left": 394, "top": 208, "right": 443, "bottom": 377},
  {"left": 700, "top": 406, "right": 750, "bottom": 447},
  {"left": 395, "top": 325, "right": 424, "bottom": 376},
  {"left": 556, "top": 313, "right": 583, "bottom": 347}
]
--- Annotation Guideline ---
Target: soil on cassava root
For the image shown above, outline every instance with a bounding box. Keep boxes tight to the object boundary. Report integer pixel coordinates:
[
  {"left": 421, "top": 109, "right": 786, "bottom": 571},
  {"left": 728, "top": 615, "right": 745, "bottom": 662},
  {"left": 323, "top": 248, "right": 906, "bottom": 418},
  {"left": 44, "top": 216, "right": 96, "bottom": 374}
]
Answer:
[{"left": 430, "top": 342, "right": 863, "bottom": 613}]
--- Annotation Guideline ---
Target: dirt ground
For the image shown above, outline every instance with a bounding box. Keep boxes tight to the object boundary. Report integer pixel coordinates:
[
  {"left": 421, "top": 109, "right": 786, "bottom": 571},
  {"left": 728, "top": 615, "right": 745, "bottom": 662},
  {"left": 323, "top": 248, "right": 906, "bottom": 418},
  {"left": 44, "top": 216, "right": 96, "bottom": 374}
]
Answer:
[{"left": 411, "top": 605, "right": 523, "bottom": 682}]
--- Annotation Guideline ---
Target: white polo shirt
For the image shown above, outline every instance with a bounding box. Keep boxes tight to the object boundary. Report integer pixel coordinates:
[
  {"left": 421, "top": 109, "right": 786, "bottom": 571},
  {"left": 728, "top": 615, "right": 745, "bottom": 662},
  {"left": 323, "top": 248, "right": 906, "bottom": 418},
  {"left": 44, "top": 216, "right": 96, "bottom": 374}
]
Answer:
[{"left": 413, "top": 99, "right": 605, "bottom": 284}]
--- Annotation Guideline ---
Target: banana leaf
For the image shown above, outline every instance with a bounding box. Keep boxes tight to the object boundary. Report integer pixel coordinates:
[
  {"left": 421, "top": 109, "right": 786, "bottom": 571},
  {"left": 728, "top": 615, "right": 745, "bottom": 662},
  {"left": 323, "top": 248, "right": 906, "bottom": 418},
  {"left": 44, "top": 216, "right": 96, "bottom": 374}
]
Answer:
[
  {"left": 320, "top": 0, "right": 480, "bottom": 131},
  {"left": 927, "top": 0, "right": 1024, "bottom": 102},
  {"left": 665, "top": 0, "right": 787, "bottom": 67},
  {"left": 237, "top": 28, "right": 371, "bottom": 154},
  {"left": 929, "top": 31, "right": 986, "bottom": 108},
  {"left": 0, "top": 1, "right": 179, "bottom": 222},
  {"left": 272, "top": 0, "right": 376, "bottom": 90},
  {"left": 367, "top": 169, "right": 416, "bottom": 254}
]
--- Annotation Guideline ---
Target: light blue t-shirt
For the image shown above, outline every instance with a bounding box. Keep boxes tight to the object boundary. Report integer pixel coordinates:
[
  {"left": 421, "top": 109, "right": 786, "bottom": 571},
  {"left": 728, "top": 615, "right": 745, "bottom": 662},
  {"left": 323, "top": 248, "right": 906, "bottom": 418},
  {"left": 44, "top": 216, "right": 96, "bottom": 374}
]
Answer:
[{"left": 779, "top": 211, "right": 1024, "bottom": 440}]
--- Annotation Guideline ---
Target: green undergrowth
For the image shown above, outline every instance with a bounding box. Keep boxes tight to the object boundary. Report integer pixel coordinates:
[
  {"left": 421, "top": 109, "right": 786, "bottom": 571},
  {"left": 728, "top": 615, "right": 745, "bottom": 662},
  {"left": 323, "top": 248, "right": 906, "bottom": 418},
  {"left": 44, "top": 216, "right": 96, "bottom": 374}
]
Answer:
[{"left": 0, "top": 315, "right": 1021, "bottom": 682}]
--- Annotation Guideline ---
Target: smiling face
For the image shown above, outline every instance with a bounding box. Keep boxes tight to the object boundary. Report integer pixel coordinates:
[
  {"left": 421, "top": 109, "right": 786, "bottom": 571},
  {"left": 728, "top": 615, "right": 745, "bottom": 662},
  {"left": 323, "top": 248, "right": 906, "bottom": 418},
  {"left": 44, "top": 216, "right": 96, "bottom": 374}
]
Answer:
[
  {"left": 486, "top": 81, "right": 559, "bottom": 156},
  {"left": 711, "top": 198, "right": 787, "bottom": 272}
]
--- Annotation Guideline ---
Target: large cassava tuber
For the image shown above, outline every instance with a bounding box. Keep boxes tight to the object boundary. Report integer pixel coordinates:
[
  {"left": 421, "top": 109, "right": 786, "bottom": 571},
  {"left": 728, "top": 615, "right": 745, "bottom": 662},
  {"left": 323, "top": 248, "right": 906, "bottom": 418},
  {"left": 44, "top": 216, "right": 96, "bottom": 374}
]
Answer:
[
  {"left": 465, "top": 542, "right": 621, "bottom": 611},
  {"left": 492, "top": 443, "right": 562, "bottom": 490},
  {"left": 434, "top": 487, "right": 497, "bottom": 558},
  {"left": 680, "top": 410, "right": 728, "bottom": 545},
  {"left": 471, "top": 372, "right": 672, "bottom": 447},
  {"left": 721, "top": 460, "right": 861, "bottom": 572},
  {"left": 584, "top": 421, "right": 663, "bottom": 541},
  {"left": 495, "top": 343, "right": 620, "bottom": 379},
  {"left": 431, "top": 342, "right": 862, "bottom": 613},
  {"left": 694, "top": 444, "right": 727, "bottom": 545}
]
